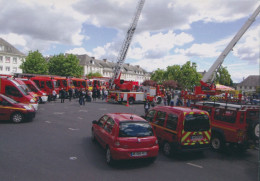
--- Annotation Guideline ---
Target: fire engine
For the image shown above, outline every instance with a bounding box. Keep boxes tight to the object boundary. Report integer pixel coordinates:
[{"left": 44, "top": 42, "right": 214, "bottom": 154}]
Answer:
[
  {"left": 108, "top": 0, "right": 162, "bottom": 104},
  {"left": 193, "top": 101, "right": 259, "bottom": 151},
  {"left": 193, "top": 5, "right": 260, "bottom": 96}
]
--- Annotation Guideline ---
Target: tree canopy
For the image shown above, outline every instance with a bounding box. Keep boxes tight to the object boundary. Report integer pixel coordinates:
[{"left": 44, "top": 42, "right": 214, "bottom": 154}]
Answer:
[
  {"left": 150, "top": 61, "right": 202, "bottom": 90},
  {"left": 215, "top": 66, "right": 233, "bottom": 86},
  {"left": 48, "top": 54, "right": 83, "bottom": 77},
  {"left": 86, "top": 72, "right": 103, "bottom": 79},
  {"left": 20, "top": 50, "right": 48, "bottom": 74}
]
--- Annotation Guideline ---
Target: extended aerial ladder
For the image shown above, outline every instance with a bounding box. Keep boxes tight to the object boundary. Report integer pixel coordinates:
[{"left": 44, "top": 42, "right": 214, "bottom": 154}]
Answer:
[
  {"left": 109, "top": 0, "right": 145, "bottom": 90},
  {"left": 197, "top": 5, "right": 260, "bottom": 95}
]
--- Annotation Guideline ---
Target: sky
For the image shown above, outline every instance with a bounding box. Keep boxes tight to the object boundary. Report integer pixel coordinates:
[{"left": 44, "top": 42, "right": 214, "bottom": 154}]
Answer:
[{"left": 0, "top": 0, "right": 259, "bottom": 83}]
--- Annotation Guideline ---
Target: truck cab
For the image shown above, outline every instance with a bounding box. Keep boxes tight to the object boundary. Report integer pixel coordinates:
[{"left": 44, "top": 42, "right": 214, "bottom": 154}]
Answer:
[{"left": 0, "top": 76, "right": 38, "bottom": 111}]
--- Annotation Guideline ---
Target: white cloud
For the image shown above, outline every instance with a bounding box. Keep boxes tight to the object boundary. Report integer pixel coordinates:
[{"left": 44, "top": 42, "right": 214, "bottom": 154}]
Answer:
[
  {"left": 0, "top": 33, "right": 26, "bottom": 46},
  {"left": 66, "top": 47, "right": 92, "bottom": 55}
]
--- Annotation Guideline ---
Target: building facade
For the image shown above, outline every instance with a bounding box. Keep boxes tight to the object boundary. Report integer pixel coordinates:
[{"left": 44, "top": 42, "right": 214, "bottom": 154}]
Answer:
[
  {"left": 236, "top": 75, "right": 259, "bottom": 93},
  {"left": 76, "top": 54, "right": 150, "bottom": 84},
  {"left": 0, "top": 38, "right": 26, "bottom": 75}
]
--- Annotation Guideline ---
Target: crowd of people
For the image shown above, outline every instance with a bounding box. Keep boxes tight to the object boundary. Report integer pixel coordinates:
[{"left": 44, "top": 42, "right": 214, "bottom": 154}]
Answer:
[{"left": 50, "top": 87, "right": 108, "bottom": 105}]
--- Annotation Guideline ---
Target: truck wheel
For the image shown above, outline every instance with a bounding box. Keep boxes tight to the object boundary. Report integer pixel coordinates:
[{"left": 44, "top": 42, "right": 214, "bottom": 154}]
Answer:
[
  {"left": 211, "top": 134, "right": 224, "bottom": 151},
  {"left": 253, "top": 122, "right": 259, "bottom": 139},
  {"left": 128, "top": 97, "right": 134, "bottom": 105},
  {"left": 156, "top": 97, "right": 162, "bottom": 104},
  {"left": 11, "top": 112, "right": 24, "bottom": 123},
  {"left": 163, "top": 142, "right": 172, "bottom": 157}
]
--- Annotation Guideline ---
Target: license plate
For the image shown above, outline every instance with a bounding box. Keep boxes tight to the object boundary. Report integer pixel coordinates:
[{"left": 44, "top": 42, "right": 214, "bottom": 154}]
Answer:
[
  {"left": 131, "top": 152, "right": 147, "bottom": 157},
  {"left": 191, "top": 135, "right": 203, "bottom": 141}
]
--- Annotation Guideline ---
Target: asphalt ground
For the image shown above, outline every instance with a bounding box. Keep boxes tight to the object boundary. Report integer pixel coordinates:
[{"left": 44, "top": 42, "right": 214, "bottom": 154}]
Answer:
[{"left": 0, "top": 98, "right": 258, "bottom": 181}]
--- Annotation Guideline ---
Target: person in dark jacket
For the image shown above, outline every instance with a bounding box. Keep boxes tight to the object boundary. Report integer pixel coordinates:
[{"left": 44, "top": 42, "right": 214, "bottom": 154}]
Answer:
[
  {"left": 68, "top": 88, "right": 73, "bottom": 101},
  {"left": 144, "top": 99, "right": 151, "bottom": 114},
  {"left": 92, "top": 88, "right": 97, "bottom": 101},
  {"left": 167, "top": 92, "right": 171, "bottom": 106},
  {"left": 60, "top": 88, "right": 66, "bottom": 103},
  {"left": 79, "top": 89, "right": 85, "bottom": 105}
]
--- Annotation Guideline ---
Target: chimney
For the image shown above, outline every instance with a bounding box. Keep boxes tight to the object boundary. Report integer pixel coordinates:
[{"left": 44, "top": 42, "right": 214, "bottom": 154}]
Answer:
[
  {"left": 103, "top": 59, "right": 107, "bottom": 62},
  {"left": 136, "top": 65, "right": 140, "bottom": 68},
  {"left": 127, "top": 63, "right": 130, "bottom": 66},
  {"left": 91, "top": 57, "right": 95, "bottom": 59}
]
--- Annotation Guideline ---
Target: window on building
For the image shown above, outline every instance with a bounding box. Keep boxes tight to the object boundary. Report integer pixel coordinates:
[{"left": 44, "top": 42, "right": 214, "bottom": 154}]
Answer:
[
  {"left": 13, "top": 67, "right": 17, "bottom": 72},
  {"left": 244, "top": 86, "right": 247, "bottom": 89},
  {"left": 13, "top": 57, "right": 17, "bottom": 64},
  {"left": 0, "top": 56, "right": 3, "bottom": 63},
  {"left": 240, "top": 86, "right": 242, "bottom": 89},
  {"left": 5, "top": 57, "right": 10, "bottom": 63},
  {"left": 6, "top": 66, "right": 10, "bottom": 71},
  {"left": 0, "top": 45, "right": 4, "bottom": 51},
  {"left": 0, "top": 66, "right": 2, "bottom": 71},
  {"left": 249, "top": 86, "right": 252, "bottom": 89}
]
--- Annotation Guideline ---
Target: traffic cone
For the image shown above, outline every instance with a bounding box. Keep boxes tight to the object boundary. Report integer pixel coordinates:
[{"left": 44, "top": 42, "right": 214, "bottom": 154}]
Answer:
[{"left": 126, "top": 99, "right": 129, "bottom": 107}]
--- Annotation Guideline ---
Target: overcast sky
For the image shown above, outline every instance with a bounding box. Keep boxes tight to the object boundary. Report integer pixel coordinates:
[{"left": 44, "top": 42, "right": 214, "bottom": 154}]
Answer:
[{"left": 1, "top": 0, "right": 259, "bottom": 83}]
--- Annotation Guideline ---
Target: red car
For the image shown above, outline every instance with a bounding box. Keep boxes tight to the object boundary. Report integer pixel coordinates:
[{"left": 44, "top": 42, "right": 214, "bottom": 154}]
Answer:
[
  {"left": 91, "top": 113, "right": 159, "bottom": 165},
  {"left": 0, "top": 93, "right": 36, "bottom": 123}
]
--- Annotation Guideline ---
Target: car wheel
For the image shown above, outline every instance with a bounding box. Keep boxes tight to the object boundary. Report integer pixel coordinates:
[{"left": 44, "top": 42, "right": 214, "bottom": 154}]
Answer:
[
  {"left": 91, "top": 128, "right": 96, "bottom": 142},
  {"left": 163, "top": 142, "right": 172, "bottom": 157},
  {"left": 106, "top": 147, "right": 114, "bottom": 165},
  {"left": 128, "top": 97, "right": 134, "bottom": 105},
  {"left": 11, "top": 112, "right": 24, "bottom": 123},
  {"left": 211, "top": 134, "right": 224, "bottom": 151}
]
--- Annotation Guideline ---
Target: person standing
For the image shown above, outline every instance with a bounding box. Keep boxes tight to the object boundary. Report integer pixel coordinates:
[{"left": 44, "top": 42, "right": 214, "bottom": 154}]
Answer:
[
  {"left": 144, "top": 99, "right": 151, "bottom": 114},
  {"left": 79, "top": 89, "right": 85, "bottom": 105},
  {"left": 52, "top": 89, "right": 57, "bottom": 101},
  {"left": 60, "top": 88, "right": 66, "bottom": 103},
  {"left": 167, "top": 92, "right": 171, "bottom": 106},
  {"left": 68, "top": 88, "right": 73, "bottom": 101},
  {"left": 92, "top": 88, "right": 97, "bottom": 101}
]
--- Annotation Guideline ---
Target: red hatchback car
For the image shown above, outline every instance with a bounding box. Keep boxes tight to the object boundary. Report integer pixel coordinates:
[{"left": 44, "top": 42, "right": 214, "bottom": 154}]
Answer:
[{"left": 91, "top": 113, "right": 159, "bottom": 165}]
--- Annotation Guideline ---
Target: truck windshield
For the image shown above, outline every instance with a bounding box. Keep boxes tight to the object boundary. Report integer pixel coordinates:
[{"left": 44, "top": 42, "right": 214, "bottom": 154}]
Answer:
[
  {"left": 26, "top": 84, "right": 39, "bottom": 93},
  {"left": 17, "top": 85, "right": 29, "bottom": 95},
  {"left": 53, "top": 80, "right": 58, "bottom": 88},
  {"left": 184, "top": 114, "right": 210, "bottom": 132},
  {"left": 119, "top": 121, "right": 154, "bottom": 137},
  {"left": 62, "top": 80, "right": 67, "bottom": 87}
]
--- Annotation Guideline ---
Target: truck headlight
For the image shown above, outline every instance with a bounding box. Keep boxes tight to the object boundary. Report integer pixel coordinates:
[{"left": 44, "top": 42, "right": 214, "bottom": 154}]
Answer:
[
  {"left": 30, "top": 99, "right": 35, "bottom": 103},
  {"left": 24, "top": 105, "right": 33, "bottom": 110},
  {"left": 43, "top": 93, "right": 47, "bottom": 96}
]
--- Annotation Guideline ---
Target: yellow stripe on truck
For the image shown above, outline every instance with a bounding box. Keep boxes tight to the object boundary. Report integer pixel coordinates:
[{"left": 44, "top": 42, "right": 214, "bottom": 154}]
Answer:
[{"left": 0, "top": 106, "right": 26, "bottom": 111}]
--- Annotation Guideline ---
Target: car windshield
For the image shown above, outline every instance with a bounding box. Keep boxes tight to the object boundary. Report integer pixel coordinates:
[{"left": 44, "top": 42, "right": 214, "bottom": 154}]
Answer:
[
  {"left": 119, "top": 121, "right": 154, "bottom": 137},
  {"left": 1, "top": 94, "right": 18, "bottom": 104},
  {"left": 184, "top": 114, "right": 210, "bottom": 132}
]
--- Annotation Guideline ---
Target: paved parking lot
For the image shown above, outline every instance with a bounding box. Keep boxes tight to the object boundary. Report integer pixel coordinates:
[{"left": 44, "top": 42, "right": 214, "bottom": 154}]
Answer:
[{"left": 0, "top": 99, "right": 258, "bottom": 181}]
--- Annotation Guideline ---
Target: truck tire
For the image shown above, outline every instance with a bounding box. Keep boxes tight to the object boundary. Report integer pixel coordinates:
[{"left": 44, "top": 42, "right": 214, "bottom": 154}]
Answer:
[
  {"left": 211, "top": 134, "right": 224, "bottom": 151},
  {"left": 163, "top": 142, "right": 172, "bottom": 157},
  {"left": 11, "top": 112, "right": 24, "bottom": 123},
  {"left": 253, "top": 122, "right": 259, "bottom": 140}
]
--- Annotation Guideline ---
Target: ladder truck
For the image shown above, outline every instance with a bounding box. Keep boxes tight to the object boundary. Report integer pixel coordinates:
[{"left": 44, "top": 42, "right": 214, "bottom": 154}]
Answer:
[
  {"left": 194, "top": 5, "right": 260, "bottom": 96},
  {"left": 109, "top": 0, "right": 145, "bottom": 91},
  {"left": 108, "top": 0, "right": 158, "bottom": 105}
]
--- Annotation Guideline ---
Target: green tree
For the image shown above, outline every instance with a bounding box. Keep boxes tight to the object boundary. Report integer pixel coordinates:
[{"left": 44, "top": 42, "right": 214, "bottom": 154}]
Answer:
[
  {"left": 86, "top": 72, "right": 102, "bottom": 79},
  {"left": 165, "top": 65, "right": 181, "bottom": 81},
  {"left": 20, "top": 50, "right": 48, "bottom": 74},
  {"left": 215, "top": 66, "right": 233, "bottom": 86},
  {"left": 150, "top": 69, "right": 166, "bottom": 84},
  {"left": 178, "top": 61, "right": 201, "bottom": 90},
  {"left": 48, "top": 54, "right": 83, "bottom": 77}
]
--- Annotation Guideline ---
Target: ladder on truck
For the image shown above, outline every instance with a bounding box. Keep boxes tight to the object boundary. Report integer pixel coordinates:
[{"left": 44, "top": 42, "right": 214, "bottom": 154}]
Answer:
[{"left": 109, "top": 0, "right": 145, "bottom": 89}]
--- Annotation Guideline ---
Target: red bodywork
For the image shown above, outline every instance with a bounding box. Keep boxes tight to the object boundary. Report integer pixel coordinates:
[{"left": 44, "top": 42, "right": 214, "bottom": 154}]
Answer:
[
  {"left": 30, "top": 76, "right": 60, "bottom": 95},
  {"left": 71, "top": 78, "right": 87, "bottom": 91},
  {"left": 92, "top": 113, "right": 159, "bottom": 161},
  {"left": 54, "top": 77, "right": 74, "bottom": 92},
  {"left": 144, "top": 106, "right": 211, "bottom": 152},
  {"left": 0, "top": 93, "right": 36, "bottom": 122}
]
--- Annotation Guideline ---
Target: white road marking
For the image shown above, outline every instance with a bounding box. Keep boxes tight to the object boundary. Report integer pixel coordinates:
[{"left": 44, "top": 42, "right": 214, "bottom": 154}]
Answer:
[
  {"left": 69, "top": 157, "right": 77, "bottom": 160},
  {"left": 53, "top": 112, "right": 64, "bottom": 115},
  {"left": 45, "top": 121, "right": 51, "bottom": 123},
  {"left": 78, "top": 110, "right": 88, "bottom": 112},
  {"left": 78, "top": 117, "right": 83, "bottom": 120},
  {"left": 187, "top": 163, "right": 203, "bottom": 168},
  {"left": 98, "top": 108, "right": 107, "bottom": 110},
  {"left": 68, "top": 128, "right": 79, "bottom": 131}
]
